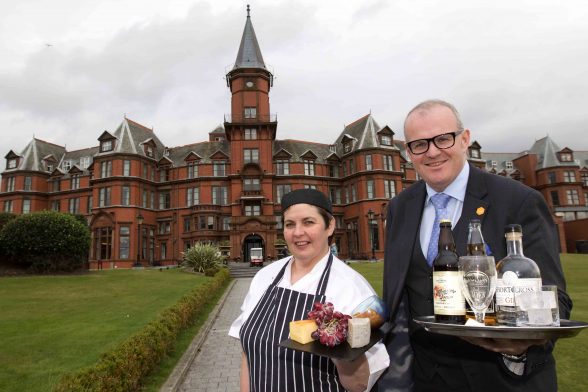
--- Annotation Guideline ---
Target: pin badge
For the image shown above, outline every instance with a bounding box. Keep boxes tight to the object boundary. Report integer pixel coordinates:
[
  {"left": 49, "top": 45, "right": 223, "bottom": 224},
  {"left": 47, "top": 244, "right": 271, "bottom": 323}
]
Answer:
[{"left": 476, "top": 207, "right": 485, "bottom": 216}]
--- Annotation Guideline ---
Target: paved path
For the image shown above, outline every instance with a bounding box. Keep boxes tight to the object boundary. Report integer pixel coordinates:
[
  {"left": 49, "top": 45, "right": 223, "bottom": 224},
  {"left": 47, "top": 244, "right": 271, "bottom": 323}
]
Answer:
[{"left": 163, "top": 278, "right": 251, "bottom": 392}]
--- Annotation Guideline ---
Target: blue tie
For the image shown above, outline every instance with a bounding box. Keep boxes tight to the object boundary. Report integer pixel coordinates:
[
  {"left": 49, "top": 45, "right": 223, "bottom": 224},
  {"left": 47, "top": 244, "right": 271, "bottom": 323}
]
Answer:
[{"left": 426, "top": 193, "right": 452, "bottom": 266}]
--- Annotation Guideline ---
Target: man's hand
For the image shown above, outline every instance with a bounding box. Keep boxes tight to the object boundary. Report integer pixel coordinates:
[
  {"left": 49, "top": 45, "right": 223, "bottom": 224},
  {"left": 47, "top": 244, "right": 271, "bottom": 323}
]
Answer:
[{"left": 461, "top": 336, "right": 548, "bottom": 356}]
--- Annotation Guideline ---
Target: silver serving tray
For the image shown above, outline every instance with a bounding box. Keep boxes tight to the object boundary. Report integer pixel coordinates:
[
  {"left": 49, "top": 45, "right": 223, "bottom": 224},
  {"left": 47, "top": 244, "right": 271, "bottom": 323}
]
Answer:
[{"left": 413, "top": 316, "right": 588, "bottom": 339}]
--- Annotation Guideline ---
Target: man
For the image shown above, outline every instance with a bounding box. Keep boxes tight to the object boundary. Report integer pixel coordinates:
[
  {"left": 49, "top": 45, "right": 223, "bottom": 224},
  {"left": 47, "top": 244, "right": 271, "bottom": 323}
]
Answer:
[{"left": 377, "top": 100, "right": 572, "bottom": 391}]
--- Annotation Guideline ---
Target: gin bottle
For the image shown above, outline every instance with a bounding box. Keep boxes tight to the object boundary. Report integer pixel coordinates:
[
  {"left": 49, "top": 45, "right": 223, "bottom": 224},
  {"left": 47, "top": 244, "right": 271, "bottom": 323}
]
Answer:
[{"left": 495, "top": 224, "right": 542, "bottom": 326}]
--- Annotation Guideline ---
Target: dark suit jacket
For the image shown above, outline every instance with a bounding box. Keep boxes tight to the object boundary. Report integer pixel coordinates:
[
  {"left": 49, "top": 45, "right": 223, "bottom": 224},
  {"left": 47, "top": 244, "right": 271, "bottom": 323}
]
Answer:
[{"left": 377, "top": 164, "right": 572, "bottom": 392}]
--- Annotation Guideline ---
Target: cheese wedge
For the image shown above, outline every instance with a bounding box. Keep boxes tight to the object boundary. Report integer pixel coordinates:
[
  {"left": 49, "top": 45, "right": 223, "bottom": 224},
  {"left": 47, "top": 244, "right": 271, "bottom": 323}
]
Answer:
[
  {"left": 347, "top": 317, "right": 371, "bottom": 348},
  {"left": 289, "top": 320, "right": 317, "bottom": 344}
]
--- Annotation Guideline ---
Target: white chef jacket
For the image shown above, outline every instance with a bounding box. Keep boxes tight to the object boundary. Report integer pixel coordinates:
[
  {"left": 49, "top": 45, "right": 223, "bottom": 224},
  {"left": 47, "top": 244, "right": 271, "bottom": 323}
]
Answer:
[{"left": 229, "top": 253, "right": 390, "bottom": 391}]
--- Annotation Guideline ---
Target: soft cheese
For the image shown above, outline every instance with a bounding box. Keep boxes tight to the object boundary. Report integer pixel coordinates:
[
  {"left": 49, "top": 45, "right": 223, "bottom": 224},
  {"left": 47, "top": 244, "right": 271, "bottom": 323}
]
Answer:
[
  {"left": 347, "top": 317, "right": 371, "bottom": 348},
  {"left": 289, "top": 320, "right": 317, "bottom": 344}
]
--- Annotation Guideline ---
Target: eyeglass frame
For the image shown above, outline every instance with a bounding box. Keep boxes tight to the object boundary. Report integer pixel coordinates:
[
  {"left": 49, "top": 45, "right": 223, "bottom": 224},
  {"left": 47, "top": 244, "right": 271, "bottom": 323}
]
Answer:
[{"left": 405, "top": 129, "right": 465, "bottom": 155}]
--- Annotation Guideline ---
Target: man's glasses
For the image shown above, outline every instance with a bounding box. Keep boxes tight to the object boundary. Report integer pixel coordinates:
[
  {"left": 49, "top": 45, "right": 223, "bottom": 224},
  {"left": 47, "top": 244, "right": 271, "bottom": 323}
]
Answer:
[{"left": 405, "top": 130, "right": 464, "bottom": 155}]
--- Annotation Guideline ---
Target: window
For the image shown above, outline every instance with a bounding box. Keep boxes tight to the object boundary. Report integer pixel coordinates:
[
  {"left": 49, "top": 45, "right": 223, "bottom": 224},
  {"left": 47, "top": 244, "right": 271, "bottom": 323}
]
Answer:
[
  {"left": 151, "top": 191, "right": 155, "bottom": 209},
  {"left": 560, "top": 153, "right": 573, "bottom": 162},
  {"left": 212, "top": 186, "right": 228, "bottom": 205},
  {"left": 491, "top": 161, "right": 497, "bottom": 168},
  {"left": 51, "top": 200, "right": 60, "bottom": 211},
  {"left": 330, "top": 187, "right": 342, "bottom": 204},
  {"left": 276, "top": 160, "right": 290, "bottom": 175},
  {"left": 146, "top": 145, "right": 154, "bottom": 158},
  {"left": 207, "top": 216, "right": 214, "bottom": 230},
  {"left": 183, "top": 217, "right": 191, "bottom": 232},
  {"left": 349, "top": 158, "right": 355, "bottom": 174},
  {"left": 506, "top": 161, "right": 513, "bottom": 170},
  {"left": 142, "top": 190, "right": 148, "bottom": 208},
  {"left": 6, "top": 177, "right": 15, "bottom": 192},
  {"left": 582, "top": 172, "right": 588, "bottom": 186},
  {"left": 119, "top": 226, "right": 130, "bottom": 259},
  {"left": 342, "top": 164, "right": 347, "bottom": 177},
  {"left": 101, "top": 161, "right": 112, "bottom": 178},
  {"left": 63, "top": 160, "right": 72, "bottom": 171},
  {"left": 46, "top": 164, "right": 53, "bottom": 172},
  {"left": 99, "top": 187, "right": 111, "bottom": 207},
  {"left": 566, "top": 190, "right": 580, "bottom": 205},
  {"left": 123, "top": 160, "right": 131, "bottom": 176},
  {"left": 186, "top": 187, "right": 200, "bottom": 206},
  {"left": 344, "top": 188, "right": 349, "bottom": 204},
  {"left": 121, "top": 186, "right": 130, "bottom": 206},
  {"left": 384, "top": 179, "right": 396, "bottom": 199},
  {"left": 470, "top": 149, "right": 480, "bottom": 158},
  {"left": 585, "top": 192, "right": 588, "bottom": 207},
  {"left": 213, "top": 161, "right": 226, "bottom": 177},
  {"left": 243, "top": 178, "right": 260, "bottom": 191},
  {"left": 304, "top": 184, "right": 317, "bottom": 189},
  {"left": 71, "top": 174, "right": 80, "bottom": 190},
  {"left": 244, "top": 107, "right": 257, "bottom": 119},
  {"left": 380, "top": 135, "right": 392, "bottom": 146},
  {"left": 159, "top": 191, "right": 170, "bottom": 209},
  {"left": 7, "top": 159, "right": 17, "bottom": 169},
  {"left": 187, "top": 162, "right": 199, "bottom": 179},
  {"left": 199, "top": 216, "right": 206, "bottom": 230},
  {"left": 351, "top": 184, "right": 357, "bottom": 202},
  {"left": 367, "top": 180, "right": 375, "bottom": 199},
  {"left": 244, "top": 128, "right": 257, "bottom": 140},
  {"left": 223, "top": 216, "right": 231, "bottom": 230},
  {"left": 80, "top": 156, "right": 91, "bottom": 169},
  {"left": 158, "top": 221, "right": 171, "bottom": 234},
  {"left": 87, "top": 196, "right": 93, "bottom": 212},
  {"left": 22, "top": 199, "right": 31, "bottom": 214},
  {"left": 275, "top": 184, "right": 291, "bottom": 203},
  {"left": 52, "top": 179, "right": 61, "bottom": 192},
  {"left": 68, "top": 198, "right": 80, "bottom": 214},
  {"left": 4, "top": 200, "right": 13, "bottom": 212},
  {"left": 551, "top": 191, "right": 560, "bottom": 206},
  {"left": 563, "top": 171, "right": 576, "bottom": 183},
  {"left": 143, "top": 163, "right": 148, "bottom": 179},
  {"left": 365, "top": 155, "right": 372, "bottom": 171},
  {"left": 100, "top": 140, "right": 113, "bottom": 152},
  {"left": 343, "top": 142, "right": 352, "bottom": 153},
  {"left": 304, "top": 160, "right": 315, "bottom": 176},
  {"left": 160, "top": 168, "right": 169, "bottom": 182},
  {"left": 383, "top": 155, "right": 393, "bottom": 171},
  {"left": 547, "top": 172, "right": 556, "bottom": 184},
  {"left": 245, "top": 204, "right": 261, "bottom": 216},
  {"left": 24, "top": 176, "right": 32, "bottom": 191},
  {"left": 244, "top": 149, "right": 259, "bottom": 164},
  {"left": 160, "top": 242, "right": 167, "bottom": 259},
  {"left": 328, "top": 164, "right": 339, "bottom": 178}
]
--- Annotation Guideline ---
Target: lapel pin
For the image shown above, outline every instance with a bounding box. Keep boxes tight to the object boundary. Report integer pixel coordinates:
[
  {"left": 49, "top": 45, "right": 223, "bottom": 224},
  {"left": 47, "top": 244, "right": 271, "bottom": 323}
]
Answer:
[{"left": 476, "top": 207, "right": 485, "bottom": 216}]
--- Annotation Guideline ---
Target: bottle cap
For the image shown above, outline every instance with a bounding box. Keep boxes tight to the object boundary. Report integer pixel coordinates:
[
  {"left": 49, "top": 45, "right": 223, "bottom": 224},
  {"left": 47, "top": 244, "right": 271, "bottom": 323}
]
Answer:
[
  {"left": 440, "top": 219, "right": 452, "bottom": 224},
  {"left": 504, "top": 224, "right": 522, "bottom": 234}
]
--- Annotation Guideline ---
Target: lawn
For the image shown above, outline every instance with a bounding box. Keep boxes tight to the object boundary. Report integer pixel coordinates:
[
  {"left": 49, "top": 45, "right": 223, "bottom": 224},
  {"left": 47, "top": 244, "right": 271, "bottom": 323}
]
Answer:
[
  {"left": 0, "top": 268, "right": 215, "bottom": 392},
  {"left": 351, "top": 253, "right": 588, "bottom": 391}
]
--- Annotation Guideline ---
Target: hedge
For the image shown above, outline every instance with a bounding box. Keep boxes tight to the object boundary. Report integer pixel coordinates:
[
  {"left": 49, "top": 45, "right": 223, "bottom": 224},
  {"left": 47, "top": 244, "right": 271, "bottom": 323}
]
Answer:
[{"left": 53, "top": 268, "right": 231, "bottom": 391}]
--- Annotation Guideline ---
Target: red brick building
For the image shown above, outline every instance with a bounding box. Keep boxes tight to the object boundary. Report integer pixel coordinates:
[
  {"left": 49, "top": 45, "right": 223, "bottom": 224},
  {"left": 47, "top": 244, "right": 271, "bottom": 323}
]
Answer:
[{"left": 2, "top": 11, "right": 587, "bottom": 268}]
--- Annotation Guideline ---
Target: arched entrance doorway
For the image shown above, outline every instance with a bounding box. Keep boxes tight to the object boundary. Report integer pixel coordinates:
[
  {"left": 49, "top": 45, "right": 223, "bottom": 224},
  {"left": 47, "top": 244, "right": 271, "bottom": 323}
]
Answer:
[{"left": 243, "top": 234, "right": 264, "bottom": 264}]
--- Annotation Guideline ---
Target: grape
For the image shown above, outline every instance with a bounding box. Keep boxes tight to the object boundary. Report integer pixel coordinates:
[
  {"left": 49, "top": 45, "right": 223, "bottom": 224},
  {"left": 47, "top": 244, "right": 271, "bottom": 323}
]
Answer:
[{"left": 307, "top": 302, "right": 351, "bottom": 347}]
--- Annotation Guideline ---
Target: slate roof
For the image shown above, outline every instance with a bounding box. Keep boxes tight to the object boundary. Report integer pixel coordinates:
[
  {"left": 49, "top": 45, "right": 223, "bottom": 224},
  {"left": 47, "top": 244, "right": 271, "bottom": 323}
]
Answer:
[
  {"left": 98, "top": 117, "right": 166, "bottom": 160},
  {"left": 332, "top": 114, "right": 399, "bottom": 156},
  {"left": 14, "top": 138, "right": 66, "bottom": 172},
  {"left": 526, "top": 136, "right": 578, "bottom": 169},
  {"left": 233, "top": 7, "right": 266, "bottom": 70},
  {"left": 273, "top": 140, "right": 334, "bottom": 163},
  {"left": 166, "top": 140, "right": 230, "bottom": 166}
]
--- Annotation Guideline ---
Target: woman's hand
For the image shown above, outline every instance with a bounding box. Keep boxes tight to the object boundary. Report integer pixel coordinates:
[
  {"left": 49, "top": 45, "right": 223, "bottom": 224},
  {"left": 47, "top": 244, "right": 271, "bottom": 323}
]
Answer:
[
  {"left": 240, "top": 352, "right": 250, "bottom": 392},
  {"left": 332, "top": 355, "right": 369, "bottom": 392}
]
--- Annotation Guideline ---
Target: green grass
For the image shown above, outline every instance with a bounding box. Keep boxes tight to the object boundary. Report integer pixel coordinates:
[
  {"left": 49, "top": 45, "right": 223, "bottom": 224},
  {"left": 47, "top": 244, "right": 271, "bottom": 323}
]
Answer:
[
  {"left": 0, "top": 268, "right": 215, "bottom": 392},
  {"left": 350, "top": 254, "right": 588, "bottom": 392}
]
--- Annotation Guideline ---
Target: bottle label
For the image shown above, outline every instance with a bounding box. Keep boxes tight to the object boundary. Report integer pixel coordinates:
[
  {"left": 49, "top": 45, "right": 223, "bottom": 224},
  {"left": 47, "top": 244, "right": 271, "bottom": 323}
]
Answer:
[
  {"left": 433, "top": 271, "right": 466, "bottom": 315},
  {"left": 496, "top": 276, "right": 542, "bottom": 306}
]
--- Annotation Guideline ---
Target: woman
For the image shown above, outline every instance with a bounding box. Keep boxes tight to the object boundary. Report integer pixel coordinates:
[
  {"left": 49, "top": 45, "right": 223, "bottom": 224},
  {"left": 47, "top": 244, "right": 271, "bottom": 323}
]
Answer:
[{"left": 229, "top": 189, "right": 389, "bottom": 391}]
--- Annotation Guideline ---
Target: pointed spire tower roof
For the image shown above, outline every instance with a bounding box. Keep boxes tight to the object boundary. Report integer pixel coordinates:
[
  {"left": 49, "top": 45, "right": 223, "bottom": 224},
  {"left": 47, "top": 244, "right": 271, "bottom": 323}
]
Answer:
[{"left": 233, "top": 5, "right": 267, "bottom": 70}]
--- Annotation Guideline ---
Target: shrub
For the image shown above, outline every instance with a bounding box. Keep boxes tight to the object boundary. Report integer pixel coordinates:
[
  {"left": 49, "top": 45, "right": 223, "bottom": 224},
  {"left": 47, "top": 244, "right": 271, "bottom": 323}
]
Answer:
[
  {"left": 54, "top": 268, "right": 231, "bottom": 392},
  {"left": 182, "top": 243, "right": 223, "bottom": 273},
  {"left": 0, "top": 210, "right": 91, "bottom": 272}
]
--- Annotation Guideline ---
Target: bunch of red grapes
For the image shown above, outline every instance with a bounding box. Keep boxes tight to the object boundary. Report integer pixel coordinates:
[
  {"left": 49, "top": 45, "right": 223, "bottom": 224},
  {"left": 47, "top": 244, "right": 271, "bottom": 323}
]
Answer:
[{"left": 307, "top": 302, "right": 351, "bottom": 347}]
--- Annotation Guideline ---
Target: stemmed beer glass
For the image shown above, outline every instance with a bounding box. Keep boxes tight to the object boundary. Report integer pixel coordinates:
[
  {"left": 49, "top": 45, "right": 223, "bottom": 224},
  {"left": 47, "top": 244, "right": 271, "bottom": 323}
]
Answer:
[{"left": 458, "top": 255, "right": 497, "bottom": 324}]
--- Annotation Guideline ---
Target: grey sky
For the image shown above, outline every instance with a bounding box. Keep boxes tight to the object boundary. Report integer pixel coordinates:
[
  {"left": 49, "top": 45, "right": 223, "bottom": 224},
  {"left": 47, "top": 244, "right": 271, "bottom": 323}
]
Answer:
[{"left": 1, "top": 0, "right": 587, "bottom": 165}]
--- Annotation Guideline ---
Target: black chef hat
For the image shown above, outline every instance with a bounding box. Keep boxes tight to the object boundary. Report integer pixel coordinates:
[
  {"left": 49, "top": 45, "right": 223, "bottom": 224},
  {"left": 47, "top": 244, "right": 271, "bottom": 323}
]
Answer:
[{"left": 281, "top": 188, "right": 333, "bottom": 215}]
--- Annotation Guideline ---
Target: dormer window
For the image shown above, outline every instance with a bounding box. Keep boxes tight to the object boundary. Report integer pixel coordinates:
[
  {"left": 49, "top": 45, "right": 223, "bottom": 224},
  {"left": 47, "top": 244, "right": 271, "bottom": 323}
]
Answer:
[
  {"left": 506, "top": 161, "right": 513, "bottom": 169},
  {"left": 63, "top": 160, "right": 72, "bottom": 171},
  {"left": 80, "top": 156, "right": 91, "bottom": 169},
  {"left": 380, "top": 135, "right": 392, "bottom": 146},
  {"left": 559, "top": 152, "right": 573, "bottom": 162},
  {"left": 146, "top": 145, "right": 154, "bottom": 158},
  {"left": 343, "top": 142, "right": 352, "bottom": 153},
  {"left": 470, "top": 149, "right": 480, "bottom": 159},
  {"left": 491, "top": 161, "right": 497, "bottom": 168},
  {"left": 7, "top": 158, "right": 17, "bottom": 169},
  {"left": 100, "top": 140, "right": 113, "bottom": 152},
  {"left": 215, "top": 136, "right": 224, "bottom": 142},
  {"left": 46, "top": 164, "right": 53, "bottom": 172}
]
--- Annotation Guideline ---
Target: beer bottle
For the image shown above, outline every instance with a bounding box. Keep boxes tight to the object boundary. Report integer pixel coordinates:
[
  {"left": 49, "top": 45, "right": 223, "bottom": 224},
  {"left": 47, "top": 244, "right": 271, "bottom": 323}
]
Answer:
[
  {"left": 433, "top": 219, "right": 466, "bottom": 324},
  {"left": 495, "top": 224, "right": 542, "bottom": 326},
  {"left": 465, "top": 219, "right": 497, "bottom": 324}
]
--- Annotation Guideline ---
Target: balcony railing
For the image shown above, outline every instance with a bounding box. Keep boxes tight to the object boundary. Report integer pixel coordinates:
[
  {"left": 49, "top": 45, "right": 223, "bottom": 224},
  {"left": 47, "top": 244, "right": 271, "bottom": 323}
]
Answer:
[{"left": 224, "top": 114, "right": 277, "bottom": 123}]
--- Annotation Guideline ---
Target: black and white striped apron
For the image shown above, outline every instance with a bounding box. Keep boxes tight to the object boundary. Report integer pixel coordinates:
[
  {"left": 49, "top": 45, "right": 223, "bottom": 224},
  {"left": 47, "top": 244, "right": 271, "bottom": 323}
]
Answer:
[{"left": 240, "top": 254, "right": 344, "bottom": 391}]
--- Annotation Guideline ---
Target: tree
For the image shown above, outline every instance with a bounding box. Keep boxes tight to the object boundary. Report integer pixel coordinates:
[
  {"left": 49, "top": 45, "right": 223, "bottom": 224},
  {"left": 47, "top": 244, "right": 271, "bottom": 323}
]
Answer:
[{"left": 0, "top": 211, "right": 91, "bottom": 272}]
